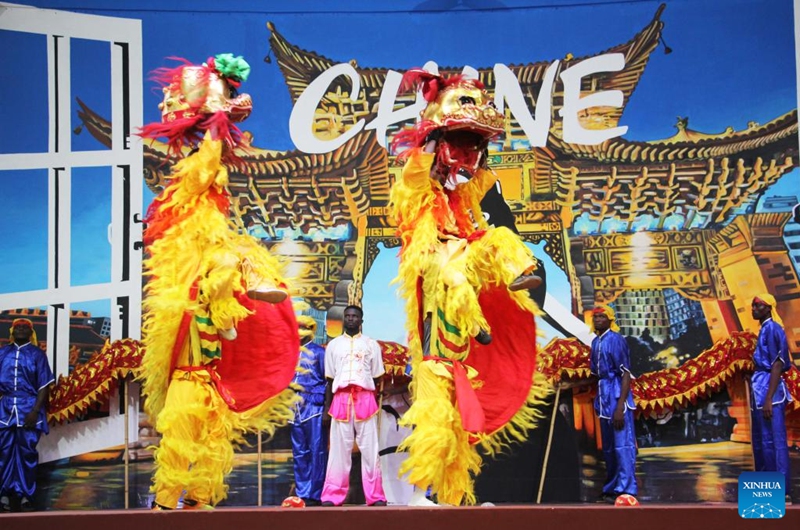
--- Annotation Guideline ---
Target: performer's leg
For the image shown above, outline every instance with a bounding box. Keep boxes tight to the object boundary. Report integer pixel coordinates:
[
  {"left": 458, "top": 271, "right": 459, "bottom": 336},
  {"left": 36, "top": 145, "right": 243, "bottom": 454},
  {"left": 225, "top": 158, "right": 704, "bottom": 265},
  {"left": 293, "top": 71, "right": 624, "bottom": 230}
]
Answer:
[
  {"left": 438, "top": 240, "right": 488, "bottom": 344},
  {"left": 399, "top": 361, "right": 480, "bottom": 505},
  {"left": 750, "top": 406, "right": 766, "bottom": 471},
  {"left": 307, "top": 410, "right": 328, "bottom": 503},
  {"left": 16, "top": 428, "right": 42, "bottom": 502},
  {"left": 379, "top": 397, "right": 414, "bottom": 505},
  {"left": 154, "top": 377, "right": 226, "bottom": 509},
  {"left": 355, "top": 415, "right": 386, "bottom": 505},
  {"left": 399, "top": 361, "right": 454, "bottom": 496},
  {"left": 466, "top": 227, "right": 539, "bottom": 289},
  {"left": 612, "top": 409, "right": 638, "bottom": 496},
  {"left": 439, "top": 411, "right": 481, "bottom": 506},
  {"left": 438, "top": 271, "right": 486, "bottom": 345},
  {"left": 184, "top": 394, "right": 235, "bottom": 508},
  {"left": 0, "top": 427, "right": 41, "bottom": 504},
  {"left": 753, "top": 404, "right": 779, "bottom": 473},
  {"left": 291, "top": 420, "right": 312, "bottom": 500},
  {"left": 321, "top": 412, "right": 355, "bottom": 505},
  {"left": 408, "top": 487, "right": 438, "bottom": 507},
  {"left": 241, "top": 256, "right": 288, "bottom": 303},
  {"left": 0, "top": 428, "right": 15, "bottom": 498},
  {"left": 422, "top": 314, "right": 432, "bottom": 355},
  {"left": 769, "top": 401, "right": 791, "bottom": 487},
  {"left": 599, "top": 418, "right": 618, "bottom": 496},
  {"left": 153, "top": 380, "right": 193, "bottom": 508}
]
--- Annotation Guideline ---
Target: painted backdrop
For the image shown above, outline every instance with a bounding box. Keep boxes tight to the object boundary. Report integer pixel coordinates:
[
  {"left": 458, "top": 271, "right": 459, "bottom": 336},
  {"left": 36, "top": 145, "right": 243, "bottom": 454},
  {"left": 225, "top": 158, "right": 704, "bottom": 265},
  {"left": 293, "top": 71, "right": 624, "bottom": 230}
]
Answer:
[{"left": 0, "top": 0, "right": 799, "bottom": 508}]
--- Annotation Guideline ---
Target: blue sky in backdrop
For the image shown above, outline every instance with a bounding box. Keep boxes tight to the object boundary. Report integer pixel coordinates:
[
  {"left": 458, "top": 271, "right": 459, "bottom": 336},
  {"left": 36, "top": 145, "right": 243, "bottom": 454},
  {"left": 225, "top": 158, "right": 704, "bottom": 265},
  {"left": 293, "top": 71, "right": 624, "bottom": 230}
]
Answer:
[{"left": 0, "top": 0, "right": 797, "bottom": 334}]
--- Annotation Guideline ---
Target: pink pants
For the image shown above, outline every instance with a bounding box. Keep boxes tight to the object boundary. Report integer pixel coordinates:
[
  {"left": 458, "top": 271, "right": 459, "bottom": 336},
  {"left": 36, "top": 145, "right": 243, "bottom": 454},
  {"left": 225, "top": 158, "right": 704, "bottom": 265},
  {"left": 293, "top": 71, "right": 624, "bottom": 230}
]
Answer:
[{"left": 321, "top": 387, "right": 386, "bottom": 505}]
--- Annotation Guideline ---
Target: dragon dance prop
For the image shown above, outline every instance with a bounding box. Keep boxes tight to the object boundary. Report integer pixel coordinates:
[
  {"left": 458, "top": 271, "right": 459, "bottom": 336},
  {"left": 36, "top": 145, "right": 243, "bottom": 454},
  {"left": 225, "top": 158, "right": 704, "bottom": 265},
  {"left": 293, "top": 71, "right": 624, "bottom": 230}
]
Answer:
[
  {"left": 378, "top": 339, "right": 411, "bottom": 381},
  {"left": 390, "top": 70, "right": 551, "bottom": 506},
  {"left": 137, "top": 53, "right": 300, "bottom": 510},
  {"left": 48, "top": 333, "right": 799, "bottom": 425},
  {"left": 47, "top": 338, "right": 142, "bottom": 424},
  {"left": 539, "top": 331, "right": 800, "bottom": 416}
]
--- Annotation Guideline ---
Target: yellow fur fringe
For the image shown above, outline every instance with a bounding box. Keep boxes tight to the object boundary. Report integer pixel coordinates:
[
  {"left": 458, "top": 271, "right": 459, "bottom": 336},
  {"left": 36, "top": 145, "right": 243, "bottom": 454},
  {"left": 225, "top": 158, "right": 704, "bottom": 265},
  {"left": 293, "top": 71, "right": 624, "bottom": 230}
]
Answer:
[
  {"left": 139, "top": 136, "right": 290, "bottom": 430},
  {"left": 398, "top": 361, "right": 482, "bottom": 506},
  {"left": 391, "top": 150, "right": 551, "bottom": 505},
  {"left": 152, "top": 372, "right": 299, "bottom": 507}
]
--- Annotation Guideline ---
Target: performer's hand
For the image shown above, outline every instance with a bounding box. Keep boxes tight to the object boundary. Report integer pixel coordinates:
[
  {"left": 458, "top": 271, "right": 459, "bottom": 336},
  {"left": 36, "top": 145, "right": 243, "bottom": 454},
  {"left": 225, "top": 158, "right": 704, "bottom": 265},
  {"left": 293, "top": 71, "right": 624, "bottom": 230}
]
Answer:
[
  {"left": 219, "top": 327, "right": 238, "bottom": 341},
  {"left": 612, "top": 407, "right": 625, "bottom": 430},
  {"left": 381, "top": 383, "right": 409, "bottom": 397},
  {"left": 478, "top": 145, "right": 490, "bottom": 170},
  {"left": 23, "top": 410, "right": 39, "bottom": 429},
  {"left": 558, "top": 378, "right": 593, "bottom": 390},
  {"left": 762, "top": 400, "right": 773, "bottom": 420},
  {"left": 425, "top": 128, "right": 443, "bottom": 145}
]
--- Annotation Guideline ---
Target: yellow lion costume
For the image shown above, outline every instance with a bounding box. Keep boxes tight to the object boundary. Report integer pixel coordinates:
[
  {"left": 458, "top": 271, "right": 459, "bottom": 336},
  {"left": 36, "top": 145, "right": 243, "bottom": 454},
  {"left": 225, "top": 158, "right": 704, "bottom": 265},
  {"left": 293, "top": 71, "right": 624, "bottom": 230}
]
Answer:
[
  {"left": 391, "top": 70, "right": 551, "bottom": 506},
  {"left": 138, "top": 54, "right": 300, "bottom": 510}
]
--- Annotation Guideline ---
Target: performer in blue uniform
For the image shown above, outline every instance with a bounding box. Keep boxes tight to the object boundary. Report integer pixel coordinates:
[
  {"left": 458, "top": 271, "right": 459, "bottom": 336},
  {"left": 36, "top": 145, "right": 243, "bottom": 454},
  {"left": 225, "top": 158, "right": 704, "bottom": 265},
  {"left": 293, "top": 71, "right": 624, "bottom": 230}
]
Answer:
[
  {"left": 289, "top": 316, "right": 328, "bottom": 506},
  {"left": 589, "top": 305, "right": 637, "bottom": 502},
  {"left": 0, "top": 318, "right": 54, "bottom": 512},
  {"left": 750, "top": 294, "right": 792, "bottom": 501}
]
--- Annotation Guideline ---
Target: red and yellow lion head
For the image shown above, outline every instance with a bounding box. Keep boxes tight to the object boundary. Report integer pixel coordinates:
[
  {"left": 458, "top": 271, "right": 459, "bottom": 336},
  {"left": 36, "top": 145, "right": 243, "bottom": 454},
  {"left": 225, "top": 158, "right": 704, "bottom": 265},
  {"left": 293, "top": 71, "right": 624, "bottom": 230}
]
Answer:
[
  {"left": 139, "top": 53, "right": 253, "bottom": 160},
  {"left": 393, "top": 69, "right": 504, "bottom": 184}
]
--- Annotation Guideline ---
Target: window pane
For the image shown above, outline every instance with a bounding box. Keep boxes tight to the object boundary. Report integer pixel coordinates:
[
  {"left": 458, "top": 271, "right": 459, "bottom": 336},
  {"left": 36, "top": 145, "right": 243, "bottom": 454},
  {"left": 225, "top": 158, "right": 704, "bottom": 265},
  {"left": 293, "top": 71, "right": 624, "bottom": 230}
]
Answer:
[
  {"left": 0, "top": 169, "right": 49, "bottom": 293},
  {"left": 71, "top": 38, "right": 112, "bottom": 152},
  {"left": 0, "top": 30, "right": 48, "bottom": 154},
  {"left": 71, "top": 166, "right": 112, "bottom": 286}
]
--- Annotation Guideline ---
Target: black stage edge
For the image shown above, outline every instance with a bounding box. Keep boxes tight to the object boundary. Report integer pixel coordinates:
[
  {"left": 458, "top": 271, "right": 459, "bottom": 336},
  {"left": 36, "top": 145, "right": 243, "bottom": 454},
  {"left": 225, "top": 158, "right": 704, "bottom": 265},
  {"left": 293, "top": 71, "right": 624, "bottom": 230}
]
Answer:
[{"left": 2, "top": 505, "right": 798, "bottom": 530}]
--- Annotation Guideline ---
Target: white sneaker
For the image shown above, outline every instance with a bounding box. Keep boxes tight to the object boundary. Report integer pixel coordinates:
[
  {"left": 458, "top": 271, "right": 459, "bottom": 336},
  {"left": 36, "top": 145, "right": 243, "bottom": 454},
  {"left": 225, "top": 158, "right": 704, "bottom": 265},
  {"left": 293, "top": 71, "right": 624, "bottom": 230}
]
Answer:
[
  {"left": 408, "top": 489, "right": 440, "bottom": 507},
  {"left": 219, "top": 328, "right": 238, "bottom": 341},
  {"left": 247, "top": 287, "right": 288, "bottom": 304}
]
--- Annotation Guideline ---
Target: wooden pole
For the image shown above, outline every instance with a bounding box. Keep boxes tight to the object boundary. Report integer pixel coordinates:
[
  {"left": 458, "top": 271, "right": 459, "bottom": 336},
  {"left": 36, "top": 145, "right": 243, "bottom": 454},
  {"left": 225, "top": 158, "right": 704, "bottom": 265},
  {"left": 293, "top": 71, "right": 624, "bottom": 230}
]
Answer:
[
  {"left": 123, "top": 378, "right": 130, "bottom": 509},
  {"left": 377, "top": 378, "right": 384, "bottom": 435},
  {"left": 536, "top": 385, "right": 562, "bottom": 504},
  {"left": 257, "top": 431, "right": 263, "bottom": 507},
  {"left": 744, "top": 378, "right": 756, "bottom": 471}
]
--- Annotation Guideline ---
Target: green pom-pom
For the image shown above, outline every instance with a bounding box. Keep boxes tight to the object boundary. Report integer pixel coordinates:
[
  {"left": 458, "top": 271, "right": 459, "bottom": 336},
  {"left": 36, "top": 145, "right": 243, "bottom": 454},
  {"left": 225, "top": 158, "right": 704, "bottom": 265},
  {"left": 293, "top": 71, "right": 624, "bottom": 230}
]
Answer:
[{"left": 214, "top": 53, "right": 251, "bottom": 82}]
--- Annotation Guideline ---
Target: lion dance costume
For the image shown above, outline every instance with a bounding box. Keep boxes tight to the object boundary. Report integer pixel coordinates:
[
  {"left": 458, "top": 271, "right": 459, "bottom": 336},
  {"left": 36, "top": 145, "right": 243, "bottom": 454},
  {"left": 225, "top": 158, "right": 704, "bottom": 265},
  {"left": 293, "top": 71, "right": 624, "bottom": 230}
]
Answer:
[
  {"left": 391, "top": 70, "right": 551, "bottom": 505},
  {"left": 138, "top": 54, "right": 300, "bottom": 510}
]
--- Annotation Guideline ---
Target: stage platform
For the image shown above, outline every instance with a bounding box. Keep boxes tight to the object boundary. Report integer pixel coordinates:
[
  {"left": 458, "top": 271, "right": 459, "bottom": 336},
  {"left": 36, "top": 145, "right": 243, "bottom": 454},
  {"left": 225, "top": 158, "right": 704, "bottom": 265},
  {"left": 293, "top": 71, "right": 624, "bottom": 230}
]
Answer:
[{"left": 2, "top": 504, "right": 798, "bottom": 530}]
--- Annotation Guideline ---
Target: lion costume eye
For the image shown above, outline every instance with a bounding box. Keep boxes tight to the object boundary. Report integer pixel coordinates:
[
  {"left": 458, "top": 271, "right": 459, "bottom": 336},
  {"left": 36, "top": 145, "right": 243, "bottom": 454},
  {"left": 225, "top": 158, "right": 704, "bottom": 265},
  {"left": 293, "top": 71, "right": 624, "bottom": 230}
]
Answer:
[{"left": 459, "top": 95, "right": 476, "bottom": 106}]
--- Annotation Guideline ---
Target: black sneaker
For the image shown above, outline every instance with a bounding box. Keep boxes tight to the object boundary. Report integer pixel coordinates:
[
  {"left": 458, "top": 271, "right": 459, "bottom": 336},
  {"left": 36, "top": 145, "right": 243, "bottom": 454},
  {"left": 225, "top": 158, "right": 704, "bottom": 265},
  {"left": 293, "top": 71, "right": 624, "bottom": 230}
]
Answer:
[
  {"left": 370, "top": 500, "right": 387, "bottom": 506},
  {"left": 597, "top": 493, "right": 615, "bottom": 505},
  {"left": 475, "top": 330, "right": 492, "bottom": 345},
  {"left": 509, "top": 274, "right": 542, "bottom": 292}
]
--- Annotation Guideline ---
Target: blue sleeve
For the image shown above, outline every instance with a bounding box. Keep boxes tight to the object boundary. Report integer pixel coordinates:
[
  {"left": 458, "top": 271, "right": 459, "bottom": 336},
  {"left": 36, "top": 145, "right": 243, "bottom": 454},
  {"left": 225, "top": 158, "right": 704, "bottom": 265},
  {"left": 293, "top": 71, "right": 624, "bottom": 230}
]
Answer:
[
  {"left": 314, "top": 343, "right": 326, "bottom": 378},
  {"left": 589, "top": 338, "right": 599, "bottom": 375},
  {"left": 35, "top": 349, "right": 55, "bottom": 391},
  {"left": 610, "top": 334, "right": 631, "bottom": 376},
  {"left": 765, "top": 323, "right": 792, "bottom": 373}
]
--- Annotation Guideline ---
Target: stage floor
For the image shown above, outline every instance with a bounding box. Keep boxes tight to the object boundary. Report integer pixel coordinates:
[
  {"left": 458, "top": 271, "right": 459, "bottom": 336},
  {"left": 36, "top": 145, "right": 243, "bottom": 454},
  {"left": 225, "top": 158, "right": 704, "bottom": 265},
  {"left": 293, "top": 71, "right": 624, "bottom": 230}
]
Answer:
[{"left": 1, "top": 504, "right": 798, "bottom": 530}]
